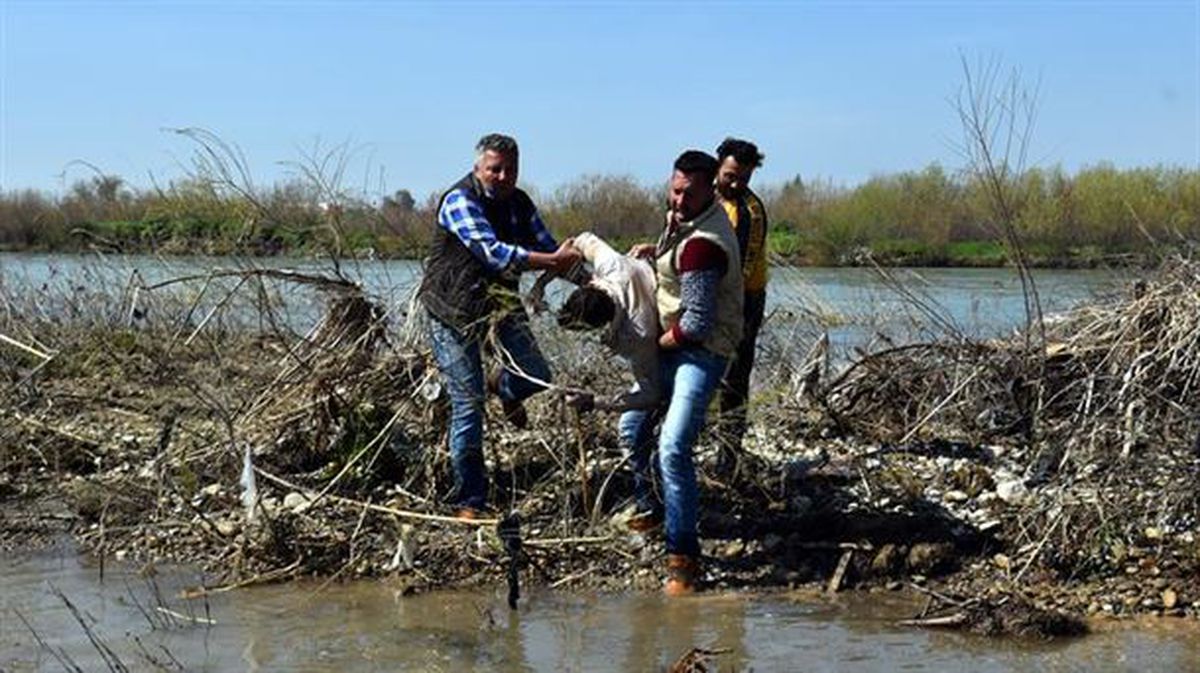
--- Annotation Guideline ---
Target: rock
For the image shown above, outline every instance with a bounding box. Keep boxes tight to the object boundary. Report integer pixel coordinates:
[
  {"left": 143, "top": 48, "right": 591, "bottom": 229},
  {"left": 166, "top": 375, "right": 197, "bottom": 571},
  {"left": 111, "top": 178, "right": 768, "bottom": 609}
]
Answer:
[
  {"left": 996, "top": 479, "right": 1028, "bottom": 505},
  {"left": 870, "top": 544, "right": 903, "bottom": 575},
  {"left": 283, "top": 492, "right": 311, "bottom": 513},
  {"left": 907, "top": 542, "right": 956, "bottom": 574},
  {"left": 720, "top": 540, "right": 746, "bottom": 559},
  {"left": 1162, "top": 589, "right": 1178, "bottom": 609},
  {"left": 419, "top": 379, "right": 442, "bottom": 401}
]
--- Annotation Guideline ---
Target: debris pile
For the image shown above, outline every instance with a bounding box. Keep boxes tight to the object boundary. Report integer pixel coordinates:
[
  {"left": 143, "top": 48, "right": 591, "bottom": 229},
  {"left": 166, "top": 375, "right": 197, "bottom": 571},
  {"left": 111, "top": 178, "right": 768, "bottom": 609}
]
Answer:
[
  {"left": 2, "top": 258, "right": 1198, "bottom": 629},
  {"left": 796, "top": 258, "right": 1200, "bottom": 621}
]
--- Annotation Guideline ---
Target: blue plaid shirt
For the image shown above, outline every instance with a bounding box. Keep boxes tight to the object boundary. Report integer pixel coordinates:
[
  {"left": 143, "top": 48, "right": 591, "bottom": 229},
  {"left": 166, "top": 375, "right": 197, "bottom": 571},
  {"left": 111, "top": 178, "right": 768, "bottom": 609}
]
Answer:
[{"left": 437, "top": 189, "right": 557, "bottom": 274}]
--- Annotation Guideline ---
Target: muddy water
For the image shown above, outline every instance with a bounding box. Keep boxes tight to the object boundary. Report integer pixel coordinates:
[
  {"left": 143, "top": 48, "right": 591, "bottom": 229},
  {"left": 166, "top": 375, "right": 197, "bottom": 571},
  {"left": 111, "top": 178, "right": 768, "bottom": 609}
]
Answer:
[{"left": 4, "top": 546, "right": 1198, "bottom": 672}]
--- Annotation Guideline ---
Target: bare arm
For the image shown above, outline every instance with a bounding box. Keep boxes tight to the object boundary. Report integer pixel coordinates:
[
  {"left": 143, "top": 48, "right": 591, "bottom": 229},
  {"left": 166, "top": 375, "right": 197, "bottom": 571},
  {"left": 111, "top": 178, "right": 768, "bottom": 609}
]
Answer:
[
  {"left": 526, "top": 244, "right": 583, "bottom": 274},
  {"left": 628, "top": 243, "right": 657, "bottom": 261}
]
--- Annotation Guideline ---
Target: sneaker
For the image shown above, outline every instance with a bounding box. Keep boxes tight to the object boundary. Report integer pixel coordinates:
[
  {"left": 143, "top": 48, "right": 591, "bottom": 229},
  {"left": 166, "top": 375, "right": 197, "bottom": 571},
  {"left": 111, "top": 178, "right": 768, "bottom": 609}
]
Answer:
[{"left": 664, "top": 554, "right": 699, "bottom": 596}]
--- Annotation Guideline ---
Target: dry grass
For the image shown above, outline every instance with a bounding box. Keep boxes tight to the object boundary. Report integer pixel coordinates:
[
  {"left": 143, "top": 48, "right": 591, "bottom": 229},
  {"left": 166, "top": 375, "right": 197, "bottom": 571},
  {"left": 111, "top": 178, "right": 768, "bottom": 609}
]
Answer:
[{"left": 3, "top": 252, "right": 1198, "bottom": 622}]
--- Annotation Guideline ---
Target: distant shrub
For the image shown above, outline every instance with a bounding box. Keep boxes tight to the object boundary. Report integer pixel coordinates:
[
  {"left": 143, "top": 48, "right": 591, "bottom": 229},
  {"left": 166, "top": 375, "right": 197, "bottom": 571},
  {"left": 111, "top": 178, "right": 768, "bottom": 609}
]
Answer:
[
  {"left": 543, "top": 174, "right": 662, "bottom": 240},
  {"left": 0, "top": 164, "right": 1196, "bottom": 265}
]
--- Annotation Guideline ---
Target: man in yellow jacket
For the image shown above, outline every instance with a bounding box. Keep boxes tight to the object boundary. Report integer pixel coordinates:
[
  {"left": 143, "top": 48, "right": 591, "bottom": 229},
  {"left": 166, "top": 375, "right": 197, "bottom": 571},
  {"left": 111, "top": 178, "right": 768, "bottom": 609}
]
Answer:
[{"left": 714, "top": 138, "right": 769, "bottom": 475}]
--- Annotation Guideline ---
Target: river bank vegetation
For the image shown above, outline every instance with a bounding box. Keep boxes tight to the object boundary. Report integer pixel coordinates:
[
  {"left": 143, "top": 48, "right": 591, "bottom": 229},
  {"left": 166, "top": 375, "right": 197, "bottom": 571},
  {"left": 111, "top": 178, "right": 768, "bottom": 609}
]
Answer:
[
  {"left": 1, "top": 162, "right": 1196, "bottom": 267},
  {"left": 1, "top": 250, "right": 1197, "bottom": 636}
]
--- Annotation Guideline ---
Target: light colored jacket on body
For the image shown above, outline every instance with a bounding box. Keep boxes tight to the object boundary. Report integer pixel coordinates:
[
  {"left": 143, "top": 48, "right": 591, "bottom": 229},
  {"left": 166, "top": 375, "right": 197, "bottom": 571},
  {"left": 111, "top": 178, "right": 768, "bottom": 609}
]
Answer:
[
  {"left": 654, "top": 202, "right": 744, "bottom": 358},
  {"left": 574, "top": 232, "right": 661, "bottom": 410}
]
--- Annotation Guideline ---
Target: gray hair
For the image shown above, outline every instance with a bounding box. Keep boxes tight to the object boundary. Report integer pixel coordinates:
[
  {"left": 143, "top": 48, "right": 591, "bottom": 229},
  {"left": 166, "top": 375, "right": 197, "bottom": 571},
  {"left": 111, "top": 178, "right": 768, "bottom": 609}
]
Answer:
[{"left": 475, "top": 133, "right": 519, "bottom": 161}]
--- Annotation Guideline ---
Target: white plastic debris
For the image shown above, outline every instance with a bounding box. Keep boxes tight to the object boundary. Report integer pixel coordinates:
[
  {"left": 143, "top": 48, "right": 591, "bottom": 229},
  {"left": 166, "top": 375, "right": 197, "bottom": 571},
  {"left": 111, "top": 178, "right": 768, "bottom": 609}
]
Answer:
[{"left": 239, "top": 444, "right": 259, "bottom": 522}]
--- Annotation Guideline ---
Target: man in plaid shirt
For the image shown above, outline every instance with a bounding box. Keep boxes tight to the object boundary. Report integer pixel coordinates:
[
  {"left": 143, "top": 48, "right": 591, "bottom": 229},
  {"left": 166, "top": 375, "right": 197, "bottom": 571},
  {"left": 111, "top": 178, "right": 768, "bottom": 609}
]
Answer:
[
  {"left": 418, "top": 133, "right": 581, "bottom": 518},
  {"left": 437, "top": 176, "right": 559, "bottom": 276}
]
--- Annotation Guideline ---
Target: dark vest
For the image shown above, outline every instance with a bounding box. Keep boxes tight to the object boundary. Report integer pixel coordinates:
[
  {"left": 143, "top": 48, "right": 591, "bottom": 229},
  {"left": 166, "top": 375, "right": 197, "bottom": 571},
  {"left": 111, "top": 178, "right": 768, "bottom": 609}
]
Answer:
[{"left": 418, "top": 173, "right": 539, "bottom": 333}]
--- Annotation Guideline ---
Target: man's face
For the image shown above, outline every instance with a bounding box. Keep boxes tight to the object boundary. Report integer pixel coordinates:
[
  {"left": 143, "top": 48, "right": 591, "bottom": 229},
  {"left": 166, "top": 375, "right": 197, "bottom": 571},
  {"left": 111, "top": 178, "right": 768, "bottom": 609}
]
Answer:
[
  {"left": 669, "top": 170, "right": 714, "bottom": 224},
  {"left": 474, "top": 149, "right": 519, "bottom": 200},
  {"left": 716, "top": 156, "right": 755, "bottom": 200}
]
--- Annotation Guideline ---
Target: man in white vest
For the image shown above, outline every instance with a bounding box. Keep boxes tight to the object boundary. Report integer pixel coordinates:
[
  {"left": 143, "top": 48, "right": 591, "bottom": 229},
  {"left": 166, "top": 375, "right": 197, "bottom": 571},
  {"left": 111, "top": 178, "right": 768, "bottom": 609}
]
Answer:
[{"left": 626, "top": 150, "right": 744, "bottom": 595}]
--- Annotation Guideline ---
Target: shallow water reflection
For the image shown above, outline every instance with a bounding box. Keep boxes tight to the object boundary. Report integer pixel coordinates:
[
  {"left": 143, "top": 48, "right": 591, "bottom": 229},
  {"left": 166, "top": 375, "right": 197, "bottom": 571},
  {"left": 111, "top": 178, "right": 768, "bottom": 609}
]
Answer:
[{"left": 3, "top": 546, "right": 1198, "bottom": 672}]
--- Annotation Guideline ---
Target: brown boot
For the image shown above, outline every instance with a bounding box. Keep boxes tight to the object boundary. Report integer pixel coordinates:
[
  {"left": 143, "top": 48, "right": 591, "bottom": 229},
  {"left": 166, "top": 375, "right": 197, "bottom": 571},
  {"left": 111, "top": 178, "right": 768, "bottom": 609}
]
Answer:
[
  {"left": 664, "top": 554, "right": 699, "bottom": 596},
  {"left": 626, "top": 510, "right": 662, "bottom": 533},
  {"left": 454, "top": 506, "right": 495, "bottom": 521}
]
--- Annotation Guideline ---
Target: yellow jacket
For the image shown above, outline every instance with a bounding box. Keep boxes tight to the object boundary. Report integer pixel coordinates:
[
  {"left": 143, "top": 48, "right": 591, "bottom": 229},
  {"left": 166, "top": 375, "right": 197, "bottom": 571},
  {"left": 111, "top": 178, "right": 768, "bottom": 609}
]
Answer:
[{"left": 720, "top": 189, "right": 769, "bottom": 293}]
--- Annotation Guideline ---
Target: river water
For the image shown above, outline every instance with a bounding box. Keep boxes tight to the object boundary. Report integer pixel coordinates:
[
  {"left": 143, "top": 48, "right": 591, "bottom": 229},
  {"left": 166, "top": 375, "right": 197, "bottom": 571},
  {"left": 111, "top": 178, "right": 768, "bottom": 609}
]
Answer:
[
  {"left": 3, "top": 544, "right": 1198, "bottom": 671},
  {"left": 0, "top": 252, "right": 1126, "bottom": 356},
  {"left": 7, "top": 254, "right": 1197, "bottom": 670}
]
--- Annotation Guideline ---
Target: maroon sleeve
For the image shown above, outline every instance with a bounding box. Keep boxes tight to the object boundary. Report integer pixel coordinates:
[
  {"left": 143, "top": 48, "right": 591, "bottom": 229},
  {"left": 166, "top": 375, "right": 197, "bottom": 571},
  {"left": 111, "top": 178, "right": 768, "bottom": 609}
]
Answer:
[{"left": 677, "top": 238, "right": 728, "bottom": 276}]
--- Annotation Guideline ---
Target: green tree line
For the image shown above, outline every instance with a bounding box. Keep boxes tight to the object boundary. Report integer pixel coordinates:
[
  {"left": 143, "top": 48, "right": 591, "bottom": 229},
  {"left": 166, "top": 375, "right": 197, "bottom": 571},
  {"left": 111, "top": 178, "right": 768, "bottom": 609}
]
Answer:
[{"left": 1, "top": 163, "right": 1196, "bottom": 266}]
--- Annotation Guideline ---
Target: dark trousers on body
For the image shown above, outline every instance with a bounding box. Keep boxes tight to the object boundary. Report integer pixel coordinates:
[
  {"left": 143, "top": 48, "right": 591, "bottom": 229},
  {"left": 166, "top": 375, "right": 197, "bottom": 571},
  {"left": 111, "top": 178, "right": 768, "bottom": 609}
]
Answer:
[{"left": 718, "top": 290, "right": 766, "bottom": 455}]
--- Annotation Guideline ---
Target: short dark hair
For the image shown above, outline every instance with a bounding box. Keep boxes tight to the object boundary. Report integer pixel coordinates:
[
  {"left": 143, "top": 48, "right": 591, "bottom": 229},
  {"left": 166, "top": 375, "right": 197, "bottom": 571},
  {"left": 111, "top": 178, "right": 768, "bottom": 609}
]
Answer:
[
  {"left": 673, "top": 150, "right": 719, "bottom": 184},
  {"left": 716, "top": 138, "right": 764, "bottom": 168},
  {"left": 557, "top": 286, "right": 616, "bottom": 331},
  {"left": 476, "top": 133, "right": 519, "bottom": 159}
]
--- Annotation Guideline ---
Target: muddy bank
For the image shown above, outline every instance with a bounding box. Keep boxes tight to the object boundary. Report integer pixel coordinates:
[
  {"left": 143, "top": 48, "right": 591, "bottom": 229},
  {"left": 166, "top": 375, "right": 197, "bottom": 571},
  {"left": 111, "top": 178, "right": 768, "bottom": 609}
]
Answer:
[{"left": 2, "top": 260, "right": 1198, "bottom": 639}]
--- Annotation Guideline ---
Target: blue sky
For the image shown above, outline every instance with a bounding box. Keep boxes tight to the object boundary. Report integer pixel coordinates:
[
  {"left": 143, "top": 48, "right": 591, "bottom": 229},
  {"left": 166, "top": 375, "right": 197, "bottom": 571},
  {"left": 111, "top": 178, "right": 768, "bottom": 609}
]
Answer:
[{"left": 1, "top": 1, "right": 1197, "bottom": 200}]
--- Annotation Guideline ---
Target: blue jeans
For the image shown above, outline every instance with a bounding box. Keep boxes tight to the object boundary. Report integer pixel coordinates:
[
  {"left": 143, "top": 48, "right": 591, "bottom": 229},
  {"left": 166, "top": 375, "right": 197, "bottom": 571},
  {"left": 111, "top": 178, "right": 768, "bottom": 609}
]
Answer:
[
  {"left": 427, "top": 311, "right": 551, "bottom": 509},
  {"left": 619, "top": 347, "right": 728, "bottom": 557}
]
